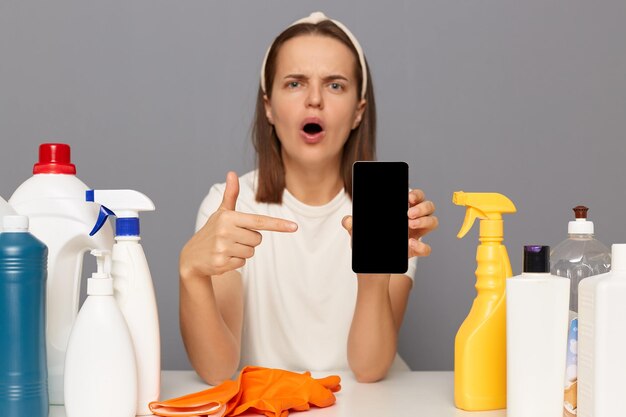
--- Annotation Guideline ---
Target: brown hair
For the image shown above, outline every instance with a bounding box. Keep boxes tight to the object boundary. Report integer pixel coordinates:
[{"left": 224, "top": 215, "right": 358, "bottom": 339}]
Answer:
[{"left": 252, "top": 20, "right": 376, "bottom": 203}]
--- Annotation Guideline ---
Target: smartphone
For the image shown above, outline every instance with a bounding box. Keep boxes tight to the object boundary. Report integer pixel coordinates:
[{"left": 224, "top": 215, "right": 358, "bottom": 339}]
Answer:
[{"left": 352, "top": 161, "right": 408, "bottom": 274}]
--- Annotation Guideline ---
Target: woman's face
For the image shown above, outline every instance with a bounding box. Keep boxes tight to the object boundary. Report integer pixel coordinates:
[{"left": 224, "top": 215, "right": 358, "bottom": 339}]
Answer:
[{"left": 264, "top": 34, "right": 366, "bottom": 169}]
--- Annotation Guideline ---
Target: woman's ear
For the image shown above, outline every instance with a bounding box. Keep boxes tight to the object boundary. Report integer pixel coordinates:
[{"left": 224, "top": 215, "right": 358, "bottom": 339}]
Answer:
[
  {"left": 352, "top": 99, "right": 367, "bottom": 129},
  {"left": 263, "top": 94, "right": 274, "bottom": 125}
]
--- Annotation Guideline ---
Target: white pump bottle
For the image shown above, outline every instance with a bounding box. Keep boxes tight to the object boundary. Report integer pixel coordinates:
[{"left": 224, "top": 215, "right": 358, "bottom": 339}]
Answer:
[
  {"left": 64, "top": 249, "right": 137, "bottom": 417},
  {"left": 87, "top": 189, "right": 160, "bottom": 415},
  {"left": 9, "top": 143, "right": 114, "bottom": 404}
]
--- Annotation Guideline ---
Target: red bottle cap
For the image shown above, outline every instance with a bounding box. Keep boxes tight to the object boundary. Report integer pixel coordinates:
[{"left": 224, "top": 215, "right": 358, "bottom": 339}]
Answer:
[{"left": 33, "top": 143, "right": 76, "bottom": 174}]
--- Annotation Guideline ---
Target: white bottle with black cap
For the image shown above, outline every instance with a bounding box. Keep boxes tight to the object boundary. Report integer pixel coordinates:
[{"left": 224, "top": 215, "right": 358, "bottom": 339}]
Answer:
[
  {"left": 64, "top": 249, "right": 137, "bottom": 417},
  {"left": 578, "top": 244, "right": 626, "bottom": 417},
  {"left": 506, "top": 245, "right": 570, "bottom": 417}
]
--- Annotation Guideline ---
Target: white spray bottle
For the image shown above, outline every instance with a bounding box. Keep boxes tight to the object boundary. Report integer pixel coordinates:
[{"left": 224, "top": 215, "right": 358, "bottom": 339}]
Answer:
[
  {"left": 64, "top": 249, "right": 137, "bottom": 417},
  {"left": 87, "top": 189, "right": 160, "bottom": 415},
  {"left": 9, "top": 143, "right": 114, "bottom": 404}
]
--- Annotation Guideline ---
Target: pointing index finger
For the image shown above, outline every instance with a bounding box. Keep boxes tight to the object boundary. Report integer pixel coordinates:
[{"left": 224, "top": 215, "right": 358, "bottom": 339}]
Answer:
[{"left": 236, "top": 212, "right": 298, "bottom": 233}]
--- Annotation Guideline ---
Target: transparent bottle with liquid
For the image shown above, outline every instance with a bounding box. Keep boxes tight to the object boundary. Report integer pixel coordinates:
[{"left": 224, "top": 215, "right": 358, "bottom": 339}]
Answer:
[
  {"left": 550, "top": 206, "right": 611, "bottom": 417},
  {"left": 551, "top": 206, "right": 611, "bottom": 311}
]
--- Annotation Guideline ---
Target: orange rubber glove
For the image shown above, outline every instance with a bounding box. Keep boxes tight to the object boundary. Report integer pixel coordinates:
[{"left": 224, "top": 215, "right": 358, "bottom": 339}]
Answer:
[
  {"left": 149, "top": 366, "right": 341, "bottom": 417},
  {"left": 148, "top": 378, "right": 238, "bottom": 417}
]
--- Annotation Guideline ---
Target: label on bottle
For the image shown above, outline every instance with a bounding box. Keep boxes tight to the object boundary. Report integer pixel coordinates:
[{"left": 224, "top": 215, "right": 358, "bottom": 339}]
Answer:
[{"left": 563, "top": 315, "right": 578, "bottom": 417}]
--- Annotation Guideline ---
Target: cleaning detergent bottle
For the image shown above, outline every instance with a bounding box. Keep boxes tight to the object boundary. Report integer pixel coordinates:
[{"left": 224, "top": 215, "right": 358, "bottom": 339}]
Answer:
[
  {"left": 9, "top": 143, "right": 114, "bottom": 405},
  {"left": 453, "top": 191, "right": 516, "bottom": 411},
  {"left": 64, "top": 249, "right": 137, "bottom": 417},
  {"left": 87, "top": 189, "right": 160, "bottom": 415},
  {"left": 551, "top": 205, "right": 610, "bottom": 417},
  {"left": 0, "top": 215, "right": 48, "bottom": 417},
  {"left": 578, "top": 244, "right": 626, "bottom": 417},
  {"left": 507, "top": 245, "right": 570, "bottom": 417},
  {"left": 0, "top": 196, "right": 16, "bottom": 230}
]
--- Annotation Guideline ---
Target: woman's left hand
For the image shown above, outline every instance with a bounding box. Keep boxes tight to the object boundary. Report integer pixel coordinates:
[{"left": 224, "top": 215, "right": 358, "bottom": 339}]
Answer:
[
  {"left": 406, "top": 189, "right": 437, "bottom": 257},
  {"left": 341, "top": 189, "right": 438, "bottom": 258}
]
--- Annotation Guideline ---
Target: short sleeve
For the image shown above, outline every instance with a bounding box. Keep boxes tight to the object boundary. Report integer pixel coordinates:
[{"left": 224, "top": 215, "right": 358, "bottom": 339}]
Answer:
[
  {"left": 195, "top": 183, "right": 226, "bottom": 232},
  {"left": 405, "top": 256, "right": 418, "bottom": 281}
]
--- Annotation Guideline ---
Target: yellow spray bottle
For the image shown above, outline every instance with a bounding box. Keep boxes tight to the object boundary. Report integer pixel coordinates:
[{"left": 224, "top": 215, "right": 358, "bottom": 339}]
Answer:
[{"left": 453, "top": 191, "right": 516, "bottom": 411}]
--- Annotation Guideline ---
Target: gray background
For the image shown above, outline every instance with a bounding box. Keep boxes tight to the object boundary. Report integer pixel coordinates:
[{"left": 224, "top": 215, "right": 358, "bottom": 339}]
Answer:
[{"left": 1, "top": 0, "right": 625, "bottom": 371}]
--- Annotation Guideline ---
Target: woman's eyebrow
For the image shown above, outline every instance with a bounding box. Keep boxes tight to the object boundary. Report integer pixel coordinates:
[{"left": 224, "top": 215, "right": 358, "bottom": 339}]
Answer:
[
  {"left": 282, "top": 74, "right": 350, "bottom": 82},
  {"left": 283, "top": 73, "right": 308, "bottom": 80},
  {"left": 323, "top": 74, "right": 349, "bottom": 82}
]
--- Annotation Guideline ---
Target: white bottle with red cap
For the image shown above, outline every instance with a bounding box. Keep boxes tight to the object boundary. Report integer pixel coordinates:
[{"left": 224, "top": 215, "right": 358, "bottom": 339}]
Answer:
[{"left": 8, "top": 143, "right": 114, "bottom": 405}]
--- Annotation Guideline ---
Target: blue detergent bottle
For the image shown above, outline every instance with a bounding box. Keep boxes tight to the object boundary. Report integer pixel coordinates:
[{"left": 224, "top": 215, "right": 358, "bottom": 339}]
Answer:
[{"left": 0, "top": 215, "right": 49, "bottom": 417}]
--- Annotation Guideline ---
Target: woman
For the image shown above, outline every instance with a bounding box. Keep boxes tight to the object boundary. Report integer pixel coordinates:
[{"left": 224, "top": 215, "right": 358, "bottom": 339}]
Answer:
[{"left": 179, "top": 11, "right": 438, "bottom": 385}]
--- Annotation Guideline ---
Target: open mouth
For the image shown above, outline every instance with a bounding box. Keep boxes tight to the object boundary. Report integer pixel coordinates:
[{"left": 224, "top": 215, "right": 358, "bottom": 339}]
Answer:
[{"left": 303, "top": 123, "right": 323, "bottom": 135}]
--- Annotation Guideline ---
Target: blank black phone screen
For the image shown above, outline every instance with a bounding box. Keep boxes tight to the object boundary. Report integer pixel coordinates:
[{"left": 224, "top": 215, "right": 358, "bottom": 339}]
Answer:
[{"left": 352, "top": 161, "right": 408, "bottom": 274}]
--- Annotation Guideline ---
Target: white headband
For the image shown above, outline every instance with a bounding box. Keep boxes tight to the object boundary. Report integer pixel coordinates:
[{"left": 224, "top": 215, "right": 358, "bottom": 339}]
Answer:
[{"left": 260, "top": 11, "right": 368, "bottom": 100}]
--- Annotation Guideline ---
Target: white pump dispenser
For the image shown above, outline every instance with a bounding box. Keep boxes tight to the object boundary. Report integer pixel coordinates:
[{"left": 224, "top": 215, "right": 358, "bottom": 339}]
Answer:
[
  {"left": 87, "top": 189, "right": 160, "bottom": 415},
  {"left": 64, "top": 249, "right": 137, "bottom": 417},
  {"left": 9, "top": 143, "right": 114, "bottom": 404}
]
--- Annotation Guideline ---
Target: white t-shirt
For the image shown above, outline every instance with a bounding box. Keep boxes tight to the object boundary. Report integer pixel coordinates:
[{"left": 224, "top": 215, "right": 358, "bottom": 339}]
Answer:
[{"left": 196, "top": 170, "right": 417, "bottom": 371}]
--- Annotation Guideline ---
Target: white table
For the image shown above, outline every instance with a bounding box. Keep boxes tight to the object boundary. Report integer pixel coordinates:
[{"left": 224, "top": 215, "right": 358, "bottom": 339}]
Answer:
[{"left": 50, "top": 370, "right": 506, "bottom": 417}]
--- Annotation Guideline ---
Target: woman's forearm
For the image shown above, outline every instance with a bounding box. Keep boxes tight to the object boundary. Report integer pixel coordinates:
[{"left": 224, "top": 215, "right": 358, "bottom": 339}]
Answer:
[
  {"left": 179, "top": 272, "right": 240, "bottom": 385},
  {"left": 347, "top": 274, "right": 397, "bottom": 383}
]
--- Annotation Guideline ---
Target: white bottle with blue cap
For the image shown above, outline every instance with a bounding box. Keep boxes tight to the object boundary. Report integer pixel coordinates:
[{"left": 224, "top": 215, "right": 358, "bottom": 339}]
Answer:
[{"left": 87, "top": 189, "right": 160, "bottom": 415}]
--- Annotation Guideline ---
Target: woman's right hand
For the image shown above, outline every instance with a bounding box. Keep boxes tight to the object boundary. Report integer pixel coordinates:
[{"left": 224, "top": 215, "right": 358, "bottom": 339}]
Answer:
[{"left": 180, "top": 171, "right": 298, "bottom": 280}]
